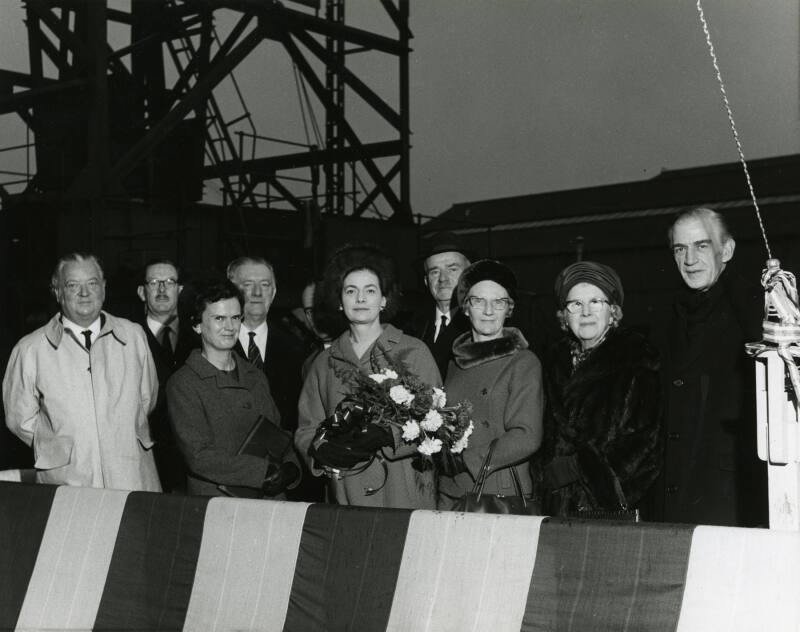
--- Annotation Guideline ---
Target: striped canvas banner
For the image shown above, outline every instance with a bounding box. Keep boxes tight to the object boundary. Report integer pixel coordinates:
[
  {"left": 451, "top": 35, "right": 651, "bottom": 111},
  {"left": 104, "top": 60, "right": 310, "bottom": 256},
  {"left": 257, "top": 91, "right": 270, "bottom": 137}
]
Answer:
[{"left": 2, "top": 482, "right": 800, "bottom": 631}]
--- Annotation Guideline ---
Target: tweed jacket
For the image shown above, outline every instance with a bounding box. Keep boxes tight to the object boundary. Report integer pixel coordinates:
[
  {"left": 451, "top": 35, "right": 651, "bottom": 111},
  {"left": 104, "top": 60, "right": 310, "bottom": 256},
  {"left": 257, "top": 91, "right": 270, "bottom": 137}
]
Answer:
[
  {"left": 438, "top": 327, "right": 543, "bottom": 502},
  {"left": 2, "top": 312, "right": 160, "bottom": 491},
  {"left": 167, "top": 349, "right": 285, "bottom": 497},
  {"left": 296, "top": 324, "right": 440, "bottom": 509},
  {"left": 541, "top": 327, "right": 662, "bottom": 516}
]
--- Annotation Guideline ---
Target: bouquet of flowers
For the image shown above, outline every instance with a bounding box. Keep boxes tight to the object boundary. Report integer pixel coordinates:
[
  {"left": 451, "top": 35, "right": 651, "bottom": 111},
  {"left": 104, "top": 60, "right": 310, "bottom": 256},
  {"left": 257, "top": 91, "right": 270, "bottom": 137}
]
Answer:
[{"left": 310, "top": 360, "right": 474, "bottom": 473}]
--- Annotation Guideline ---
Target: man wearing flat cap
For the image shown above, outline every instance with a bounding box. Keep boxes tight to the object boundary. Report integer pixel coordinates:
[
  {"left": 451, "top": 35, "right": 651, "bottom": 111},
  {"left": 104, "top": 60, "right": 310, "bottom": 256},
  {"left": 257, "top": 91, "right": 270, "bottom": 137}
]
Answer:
[{"left": 416, "top": 232, "right": 471, "bottom": 379}]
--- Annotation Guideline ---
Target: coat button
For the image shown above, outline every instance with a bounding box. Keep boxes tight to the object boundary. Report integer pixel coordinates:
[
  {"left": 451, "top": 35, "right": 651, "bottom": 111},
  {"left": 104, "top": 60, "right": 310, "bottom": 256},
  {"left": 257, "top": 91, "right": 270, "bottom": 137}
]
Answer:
[
  {"left": 668, "top": 432, "right": 680, "bottom": 441},
  {"left": 672, "top": 379, "right": 684, "bottom": 387},
  {"left": 242, "top": 402, "right": 252, "bottom": 409},
  {"left": 667, "top": 485, "right": 679, "bottom": 494}
]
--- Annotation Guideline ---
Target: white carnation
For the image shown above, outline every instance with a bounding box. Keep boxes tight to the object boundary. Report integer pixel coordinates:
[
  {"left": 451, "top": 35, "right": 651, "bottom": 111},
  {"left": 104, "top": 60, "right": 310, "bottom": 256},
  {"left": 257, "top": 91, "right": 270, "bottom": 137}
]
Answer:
[
  {"left": 431, "top": 387, "right": 447, "bottom": 408},
  {"left": 420, "top": 409, "right": 443, "bottom": 432},
  {"left": 401, "top": 420, "right": 421, "bottom": 441},
  {"left": 389, "top": 385, "right": 415, "bottom": 406},
  {"left": 370, "top": 368, "right": 398, "bottom": 384},
  {"left": 418, "top": 437, "right": 443, "bottom": 456},
  {"left": 450, "top": 421, "right": 474, "bottom": 454}
]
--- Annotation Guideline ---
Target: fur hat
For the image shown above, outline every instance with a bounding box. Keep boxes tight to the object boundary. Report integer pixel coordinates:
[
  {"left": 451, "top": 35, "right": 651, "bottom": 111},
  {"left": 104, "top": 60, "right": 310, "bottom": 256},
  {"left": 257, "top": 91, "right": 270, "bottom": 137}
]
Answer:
[
  {"left": 456, "top": 259, "right": 517, "bottom": 306},
  {"left": 554, "top": 261, "right": 624, "bottom": 307}
]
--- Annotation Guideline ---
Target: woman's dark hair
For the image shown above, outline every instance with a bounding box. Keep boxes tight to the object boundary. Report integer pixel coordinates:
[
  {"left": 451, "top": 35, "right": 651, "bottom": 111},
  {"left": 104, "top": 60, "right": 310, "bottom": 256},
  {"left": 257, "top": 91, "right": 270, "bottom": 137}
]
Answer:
[
  {"left": 315, "top": 245, "right": 401, "bottom": 333},
  {"left": 190, "top": 278, "right": 244, "bottom": 326}
]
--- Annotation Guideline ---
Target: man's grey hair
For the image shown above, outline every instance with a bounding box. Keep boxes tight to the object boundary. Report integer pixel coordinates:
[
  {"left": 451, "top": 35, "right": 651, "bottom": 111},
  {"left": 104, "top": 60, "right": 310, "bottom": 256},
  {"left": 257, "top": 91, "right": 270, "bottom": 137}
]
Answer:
[
  {"left": 668, "top": 207, "right": 732, "bottom": 247},
  {"left": 50, "top": 252, "right": 105, "bottom": 291},
  {"left": 226, "top": 256, "right": 275, "bottom": 281}
]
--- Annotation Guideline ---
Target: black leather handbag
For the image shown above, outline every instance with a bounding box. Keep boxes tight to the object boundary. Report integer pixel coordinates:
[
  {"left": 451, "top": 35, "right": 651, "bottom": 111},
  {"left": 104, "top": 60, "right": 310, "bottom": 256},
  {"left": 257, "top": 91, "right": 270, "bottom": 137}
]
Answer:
[{"left": 453, "top": 440, "right": 542, "bottom": 516}]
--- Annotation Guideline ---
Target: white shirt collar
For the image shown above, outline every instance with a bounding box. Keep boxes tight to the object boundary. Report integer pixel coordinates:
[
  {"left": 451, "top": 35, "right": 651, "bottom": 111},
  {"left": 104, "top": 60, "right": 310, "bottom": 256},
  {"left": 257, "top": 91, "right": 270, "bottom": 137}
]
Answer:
[
  {"left": 146, "top": 315, "right": 178, "bottom": 338},
  {"left": 61, "top": 315, "right": 102, "bottom": 347},
  {"left": 238, "top": 320, "right": 268, "bottom": 358}
]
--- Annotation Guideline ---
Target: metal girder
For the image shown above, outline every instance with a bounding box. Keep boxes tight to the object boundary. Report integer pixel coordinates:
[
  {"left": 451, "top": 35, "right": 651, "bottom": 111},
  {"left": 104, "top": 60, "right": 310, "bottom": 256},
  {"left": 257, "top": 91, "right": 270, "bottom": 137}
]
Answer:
[
  {"left": 204, "top": 140, "right": 401, "bottom": 180},
  {"left": 279, "top": 28, "right": 403, "bottom": 216}
]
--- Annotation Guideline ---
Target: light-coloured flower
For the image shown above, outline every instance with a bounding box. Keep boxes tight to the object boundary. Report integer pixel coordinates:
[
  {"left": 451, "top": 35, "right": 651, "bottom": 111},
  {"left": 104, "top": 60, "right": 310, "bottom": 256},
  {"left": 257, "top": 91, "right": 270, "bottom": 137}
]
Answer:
[
  {"left": 369, "top": 368, "right": 399, "bottom": 384},
  {"left": 401, "top": 420, "right": 421, "bottom": 442},
  {"left": 431, "top": 387, "right": 447, "bottom": 409},
  {"left": 420, "top": 409, "right": 443, "bottom": 432},
  {"left": 418, "top": 437, "right": 443, "bottom": 456},
  {"left": 450, "top": 421, "right": 474, "bottom": 454},
  {"left": 389, "top": 384, "right": 415, "bottom": 406}
]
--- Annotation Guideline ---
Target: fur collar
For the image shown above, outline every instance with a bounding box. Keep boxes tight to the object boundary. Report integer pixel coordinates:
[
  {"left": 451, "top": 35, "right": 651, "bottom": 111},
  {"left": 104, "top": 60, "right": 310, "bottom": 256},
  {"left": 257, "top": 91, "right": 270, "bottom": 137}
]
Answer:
[{"left": 452, "top": 327, "right": 528, "bottom": 369}]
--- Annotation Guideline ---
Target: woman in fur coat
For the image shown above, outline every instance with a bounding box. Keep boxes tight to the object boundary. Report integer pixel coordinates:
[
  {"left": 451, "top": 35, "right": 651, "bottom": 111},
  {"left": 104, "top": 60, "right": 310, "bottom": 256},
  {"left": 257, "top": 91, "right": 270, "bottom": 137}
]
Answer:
[
  {"left": 438, "top": 260, "right": 544, "bottom": 509},
  {"left": 540, "top": 261, "right": 662, "bottom": 518}
]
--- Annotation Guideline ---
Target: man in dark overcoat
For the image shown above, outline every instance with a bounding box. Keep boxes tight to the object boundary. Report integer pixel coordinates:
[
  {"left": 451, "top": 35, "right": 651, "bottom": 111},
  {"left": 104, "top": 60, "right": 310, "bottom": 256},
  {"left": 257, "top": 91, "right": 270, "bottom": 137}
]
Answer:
[
  {"left": 227, "top": 256, "right": 303, "bottom": 433},
  {"left": 660, "top": 207, "right": 766, "bottom": 526},
  {"left": 414, "top": 232, "right": 471, "bottom": 380}
]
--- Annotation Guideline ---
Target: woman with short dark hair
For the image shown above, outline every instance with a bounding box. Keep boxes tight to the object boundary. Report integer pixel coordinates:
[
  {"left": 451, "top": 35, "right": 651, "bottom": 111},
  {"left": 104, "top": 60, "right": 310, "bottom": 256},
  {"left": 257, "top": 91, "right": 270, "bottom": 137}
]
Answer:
[
  {"left": 167, "top": 279, "right": 300, "bottom": 497},
  {"left": 295, "top": 245, "right": 440, "bottom": 509}
]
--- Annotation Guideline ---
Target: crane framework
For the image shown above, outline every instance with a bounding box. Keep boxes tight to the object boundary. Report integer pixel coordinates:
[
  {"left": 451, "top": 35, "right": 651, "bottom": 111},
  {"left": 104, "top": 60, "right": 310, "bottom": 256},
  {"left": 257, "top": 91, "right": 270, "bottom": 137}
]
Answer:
[{"left": 0, "top": 0, "right": 412, "bottom": 223}]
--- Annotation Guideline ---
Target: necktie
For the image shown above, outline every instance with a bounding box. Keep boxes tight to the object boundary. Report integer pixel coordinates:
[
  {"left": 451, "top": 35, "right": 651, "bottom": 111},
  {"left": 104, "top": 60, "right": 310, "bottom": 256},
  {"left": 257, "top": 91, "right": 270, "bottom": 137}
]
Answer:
[
  {"left": 81, "top": 330, "right": 92, "bottom": 351},
  {"left": 434, "top": 314, "right": 448, "bottom": 343},
  {"left": 248, "top": 331, "right": 264, "bottom": 370},
  {"left": 160, "top": 326, "right": 174, "bottom": 360}
]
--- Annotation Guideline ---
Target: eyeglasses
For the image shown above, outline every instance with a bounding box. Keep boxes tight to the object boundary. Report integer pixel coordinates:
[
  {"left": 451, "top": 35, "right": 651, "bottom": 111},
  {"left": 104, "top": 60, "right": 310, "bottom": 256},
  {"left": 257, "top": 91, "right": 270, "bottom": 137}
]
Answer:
[
  {"left": 145, "top": 278, "right": 178, "bottom": 290},
  {"left": 466, "top": 296, "right": 514, "bottom": 311},
  {"left": 564, "top": 298, "right": 609, "bottom": 314},
  {"left": 63, "top": 280, "right": 103, "bottom": 295}
]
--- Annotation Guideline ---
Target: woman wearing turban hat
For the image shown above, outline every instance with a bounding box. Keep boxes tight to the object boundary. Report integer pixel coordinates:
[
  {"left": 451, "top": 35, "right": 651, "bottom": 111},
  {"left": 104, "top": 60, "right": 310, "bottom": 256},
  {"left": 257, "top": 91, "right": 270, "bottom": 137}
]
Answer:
[{"left": 539, "top": 261, "right": 663, "bottom": 517}]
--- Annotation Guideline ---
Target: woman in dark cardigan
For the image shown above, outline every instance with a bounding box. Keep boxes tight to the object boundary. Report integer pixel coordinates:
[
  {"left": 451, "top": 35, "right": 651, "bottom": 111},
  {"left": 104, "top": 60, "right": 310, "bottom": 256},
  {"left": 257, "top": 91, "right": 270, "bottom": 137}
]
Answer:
[
  {"left": 438, "top": 260, "right": 544, "bottom": 509},
  {"left": 540, "top": 261, "right": 662, "bottom": 517}
]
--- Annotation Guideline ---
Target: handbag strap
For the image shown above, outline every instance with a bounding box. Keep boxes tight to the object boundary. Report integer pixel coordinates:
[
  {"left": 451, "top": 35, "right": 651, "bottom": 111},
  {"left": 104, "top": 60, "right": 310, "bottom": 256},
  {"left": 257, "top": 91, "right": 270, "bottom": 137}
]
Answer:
[{"left": 471, "top": 439, "right": 526, "bottom": 506}]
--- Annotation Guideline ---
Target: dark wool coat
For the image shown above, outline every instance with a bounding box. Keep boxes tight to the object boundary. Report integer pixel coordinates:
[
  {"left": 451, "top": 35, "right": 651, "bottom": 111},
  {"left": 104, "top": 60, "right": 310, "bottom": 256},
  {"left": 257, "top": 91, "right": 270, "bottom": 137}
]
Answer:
[
  {"left": 167, "top": 350, "right": 283, "bottom": 497},
  {"left": 415, "top": 307, "right": 470, "bottom": 380},
  {"left": 541, "top": 327, "right": 662, "bottom": 517},
  {"left": 296, "top": 324, "right": 440, "bottom": 510},
  {"left": 438, "top": 328, "right": 543, "bottom": 505},
  {"left": 660, "top": 271, "right": 766, "bottom": 527}
]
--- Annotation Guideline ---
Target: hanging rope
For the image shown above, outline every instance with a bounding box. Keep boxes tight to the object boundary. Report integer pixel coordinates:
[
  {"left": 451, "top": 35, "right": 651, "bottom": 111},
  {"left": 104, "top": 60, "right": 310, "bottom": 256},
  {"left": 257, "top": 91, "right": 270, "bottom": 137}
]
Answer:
[{"left": 695, "top": 0, "right": 771, "bottom": 259}]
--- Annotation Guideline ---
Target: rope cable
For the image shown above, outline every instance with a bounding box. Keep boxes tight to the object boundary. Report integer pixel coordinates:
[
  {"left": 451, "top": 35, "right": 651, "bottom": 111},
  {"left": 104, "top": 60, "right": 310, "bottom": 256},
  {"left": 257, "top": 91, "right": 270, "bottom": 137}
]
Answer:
[{"left": 695, "top": 0, "right": 772, "bottom": 259}]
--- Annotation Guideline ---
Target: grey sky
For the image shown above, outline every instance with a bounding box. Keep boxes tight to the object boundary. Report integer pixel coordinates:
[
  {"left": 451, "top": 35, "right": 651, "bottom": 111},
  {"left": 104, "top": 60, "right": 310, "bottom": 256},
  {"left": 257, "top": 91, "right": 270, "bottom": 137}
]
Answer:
[{"left": 0, "top": 1, "right": 797, "bottom": 217}]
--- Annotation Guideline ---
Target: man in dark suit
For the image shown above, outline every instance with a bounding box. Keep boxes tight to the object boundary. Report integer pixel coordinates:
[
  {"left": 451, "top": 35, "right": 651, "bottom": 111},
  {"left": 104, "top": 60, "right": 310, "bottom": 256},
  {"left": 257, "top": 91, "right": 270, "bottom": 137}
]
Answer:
[
  {"left": 416, "top": 232, "right": 471, "bottom": 379},
  {"left": 227, "top": 256, "right": 303, "bottom": 434},
  {"left": 660, "top": 207, "right": 766, "bottom": 527},
  {"left": 136, "top": 258, "right": 197, "bottom": 492}
]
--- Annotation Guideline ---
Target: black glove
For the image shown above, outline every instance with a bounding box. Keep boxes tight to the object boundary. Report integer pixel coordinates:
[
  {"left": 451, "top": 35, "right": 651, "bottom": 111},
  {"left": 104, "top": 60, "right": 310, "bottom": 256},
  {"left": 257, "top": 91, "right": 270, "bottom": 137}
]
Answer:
[
  {"left": 310, "top": 422, "right": 393, "bottom": 470},
  {"left": 261, "top": 461, "right": 301, "bottom": 497},
  {"left": 434, "top": 450, "right": 468, "bottom": 478},
  {"left": 574, "top": 444, "right": 625, "bottom": 509}
]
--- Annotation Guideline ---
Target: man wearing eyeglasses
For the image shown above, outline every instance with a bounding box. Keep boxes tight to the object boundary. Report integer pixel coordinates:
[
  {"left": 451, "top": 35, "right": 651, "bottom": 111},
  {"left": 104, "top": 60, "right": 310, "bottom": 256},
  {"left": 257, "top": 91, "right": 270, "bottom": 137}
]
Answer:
[
  {"left": 136, "top": 258, "right": 197, "bottom": 491},
  {"left": 2, "top": 252, "right": 161, "bottom": 491}
]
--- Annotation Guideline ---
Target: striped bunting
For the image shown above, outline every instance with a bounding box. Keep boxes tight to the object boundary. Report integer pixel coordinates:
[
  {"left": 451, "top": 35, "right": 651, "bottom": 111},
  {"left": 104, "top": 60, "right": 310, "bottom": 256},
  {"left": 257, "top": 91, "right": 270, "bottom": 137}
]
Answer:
[
  {"left": 15, "top": 486, "right": 129, "bottom": 631},
  {"left": 523, "top": 519, "right": 695, "bottom": 631},
  {"left": 387, "top": 512, "right": 545, "bottom": 631},
  {"left": 93, "top": 491, "right": 210, "bottom": 630},
  {"left": 677, "top": 525, "right": 800, "bottom": 631},
  {"left": 184, "top": 499, "right": 310, "bottom": 631},
  {"left": 283, "top": 504, "right": 412, "bottom": 631},
  {"left": 0, "top": 482, "right": 57, "bottom": 631}
]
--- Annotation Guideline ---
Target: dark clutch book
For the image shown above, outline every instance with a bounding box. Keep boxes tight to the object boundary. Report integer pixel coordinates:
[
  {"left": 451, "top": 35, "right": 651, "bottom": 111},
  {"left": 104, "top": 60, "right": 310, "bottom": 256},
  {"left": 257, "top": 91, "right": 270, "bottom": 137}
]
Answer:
[{"left": 218, "top": 415, "right": 292, "bottom": 498}]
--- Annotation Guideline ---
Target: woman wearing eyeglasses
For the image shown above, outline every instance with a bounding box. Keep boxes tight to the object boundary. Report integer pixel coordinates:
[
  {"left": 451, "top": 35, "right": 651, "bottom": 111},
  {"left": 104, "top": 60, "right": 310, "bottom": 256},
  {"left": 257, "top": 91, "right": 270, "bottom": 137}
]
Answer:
[
  {"left": 437, "top": 260, "right": 544, "bottom": 509},
  {"left": 539, "top": 261, "right": 662, "bottom": 518}
]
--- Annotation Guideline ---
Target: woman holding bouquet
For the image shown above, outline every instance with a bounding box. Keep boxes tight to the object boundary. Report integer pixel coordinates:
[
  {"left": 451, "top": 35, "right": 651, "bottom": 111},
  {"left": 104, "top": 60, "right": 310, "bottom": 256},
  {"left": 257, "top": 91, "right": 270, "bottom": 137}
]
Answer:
[
  {"left": 437, "top": 260, "right": 544, "bottom": 509},
  {"left": 296, "top": 245, "right": 440, "bottom": 509}
]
